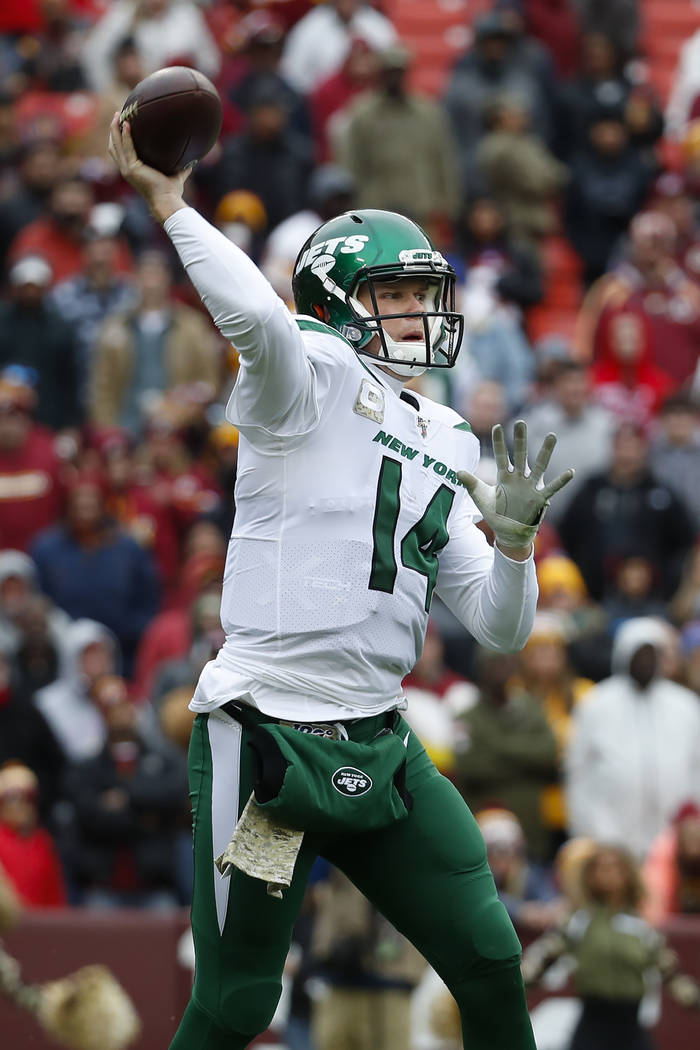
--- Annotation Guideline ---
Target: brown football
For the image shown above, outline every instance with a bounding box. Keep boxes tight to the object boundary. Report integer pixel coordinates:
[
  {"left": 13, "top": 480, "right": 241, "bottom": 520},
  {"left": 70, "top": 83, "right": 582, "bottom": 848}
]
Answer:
[{"left": 119, "top": 66, "right": 223, "bottom": 176}]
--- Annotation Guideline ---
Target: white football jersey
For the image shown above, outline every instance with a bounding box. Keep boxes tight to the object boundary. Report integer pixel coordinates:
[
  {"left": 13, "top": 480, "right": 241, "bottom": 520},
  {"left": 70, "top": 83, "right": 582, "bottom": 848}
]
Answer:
[{"left": 164, "top": 209, "right": 537, "bottom": 720}]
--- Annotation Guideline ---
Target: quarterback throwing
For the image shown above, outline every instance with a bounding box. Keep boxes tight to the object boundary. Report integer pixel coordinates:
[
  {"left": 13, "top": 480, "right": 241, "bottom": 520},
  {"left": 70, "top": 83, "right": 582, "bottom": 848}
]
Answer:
[{"left": 109, "top": 114, "right": 573, "bottom": 1050}]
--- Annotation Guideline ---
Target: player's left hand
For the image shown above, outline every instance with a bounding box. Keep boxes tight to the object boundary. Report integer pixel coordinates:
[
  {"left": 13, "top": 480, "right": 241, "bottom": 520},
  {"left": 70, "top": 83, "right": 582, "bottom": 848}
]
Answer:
[{"left": 457, "top": 421, "right": 574, "bottom": 550}]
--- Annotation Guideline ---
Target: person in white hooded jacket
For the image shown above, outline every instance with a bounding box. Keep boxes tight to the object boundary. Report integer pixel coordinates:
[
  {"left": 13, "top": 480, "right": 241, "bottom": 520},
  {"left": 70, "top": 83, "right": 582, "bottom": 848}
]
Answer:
[
  {"left": 34, "top": 619, "right": 121, "bottom": 763},
  {"left": 565, "top": 617, "right": 700, "bottom": 859}
]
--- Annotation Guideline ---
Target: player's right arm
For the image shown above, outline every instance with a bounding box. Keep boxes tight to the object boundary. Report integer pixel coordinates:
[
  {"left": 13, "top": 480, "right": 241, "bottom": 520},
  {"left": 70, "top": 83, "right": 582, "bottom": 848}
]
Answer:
[{"left": 108, "top": 115, "right": 316, "bottom": 437}]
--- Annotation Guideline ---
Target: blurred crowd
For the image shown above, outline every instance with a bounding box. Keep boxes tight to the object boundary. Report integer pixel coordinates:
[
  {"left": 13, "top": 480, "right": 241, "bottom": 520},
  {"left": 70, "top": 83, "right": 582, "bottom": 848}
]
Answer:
[{"left": 1, "top": 0, "right": 700, "bottom": 1047}]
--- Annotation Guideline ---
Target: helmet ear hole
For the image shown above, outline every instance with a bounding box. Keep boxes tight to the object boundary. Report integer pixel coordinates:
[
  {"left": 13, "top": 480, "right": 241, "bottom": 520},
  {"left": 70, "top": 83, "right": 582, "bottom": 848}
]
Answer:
[{"left": 312, "top": 304, "right": 324, "bottom": 320}]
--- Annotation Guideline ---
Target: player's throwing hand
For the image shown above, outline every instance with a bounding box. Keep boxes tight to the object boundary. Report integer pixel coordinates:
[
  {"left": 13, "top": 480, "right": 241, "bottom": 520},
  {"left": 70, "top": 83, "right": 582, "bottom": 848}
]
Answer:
[{"left": 108, "top": 113, "right": 192, "bottom": 221}]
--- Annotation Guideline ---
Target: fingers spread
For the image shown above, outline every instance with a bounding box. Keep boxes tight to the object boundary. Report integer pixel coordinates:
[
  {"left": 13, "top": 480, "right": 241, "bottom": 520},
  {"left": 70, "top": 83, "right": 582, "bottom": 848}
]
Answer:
[
  {"left": 543, "top": 468, "right": 575, "bottom": 500},
  {"left": 491, "top": 424, "right": 511, "bottom": 474},
  {"left": 512, "top": 420, "right": 528, "bottom": 474},
  {"left": 531, "top": 432, "right": 557, "bottom": 484}
]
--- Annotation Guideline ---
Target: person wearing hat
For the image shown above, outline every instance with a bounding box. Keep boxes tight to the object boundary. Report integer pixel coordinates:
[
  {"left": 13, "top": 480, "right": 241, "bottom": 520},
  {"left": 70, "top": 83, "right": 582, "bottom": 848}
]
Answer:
[
  {"left": 333, "top": 44, "right": 459, "bottom": 232},
  {"left": 0, "top": 256, "right": 82, "bottom": 431},
  {"left": 261, "top": 163, "right": 356, "bottom": 303},
  {"left": 0, "top": 763, "right": 67, "bottom": 908}
]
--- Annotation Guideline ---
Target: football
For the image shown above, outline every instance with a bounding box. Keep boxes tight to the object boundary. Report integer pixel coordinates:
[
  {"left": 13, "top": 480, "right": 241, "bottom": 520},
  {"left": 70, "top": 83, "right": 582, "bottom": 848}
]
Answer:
[{"left": 119, "top": 66, "right": 223, "bottom": 176}]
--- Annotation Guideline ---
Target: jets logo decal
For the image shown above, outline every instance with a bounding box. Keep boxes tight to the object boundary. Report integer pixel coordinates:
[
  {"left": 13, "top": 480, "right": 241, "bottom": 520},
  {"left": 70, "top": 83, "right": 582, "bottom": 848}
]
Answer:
[{"left": 331, "top": 767, "right": 373, "bottom": 796}]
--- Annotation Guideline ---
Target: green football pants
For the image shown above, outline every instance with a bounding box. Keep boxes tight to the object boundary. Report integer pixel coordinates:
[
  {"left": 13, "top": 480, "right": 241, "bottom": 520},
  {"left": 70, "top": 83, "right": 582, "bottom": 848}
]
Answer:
[{"left": 169, "top": 708, "right": 536, "bottom": 1050}]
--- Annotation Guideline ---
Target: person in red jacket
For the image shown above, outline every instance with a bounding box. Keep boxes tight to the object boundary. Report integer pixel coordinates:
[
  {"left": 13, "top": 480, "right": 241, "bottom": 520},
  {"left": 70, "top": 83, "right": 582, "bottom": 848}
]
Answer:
[
  {"left": 591, "top": 303, "right": 675, "bottom": 426},
  {"left": 0, "top": 762, "right": 67, "bottom": 907},
  {"left": 0, "top": 369, "right": 66, "bottom": 552}
]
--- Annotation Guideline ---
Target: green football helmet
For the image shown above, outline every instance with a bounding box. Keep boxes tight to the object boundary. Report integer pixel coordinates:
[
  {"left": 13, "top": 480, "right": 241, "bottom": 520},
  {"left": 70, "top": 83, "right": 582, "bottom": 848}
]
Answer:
[{"left": 292, "top": 209, "right": 464, "bottom": 376}]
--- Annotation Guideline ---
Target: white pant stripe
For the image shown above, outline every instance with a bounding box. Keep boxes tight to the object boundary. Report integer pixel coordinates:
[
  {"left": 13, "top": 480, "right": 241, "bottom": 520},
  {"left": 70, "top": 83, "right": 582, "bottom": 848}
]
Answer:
[{"left": 208, "top": 709, "right": 243, "bottom": 934}]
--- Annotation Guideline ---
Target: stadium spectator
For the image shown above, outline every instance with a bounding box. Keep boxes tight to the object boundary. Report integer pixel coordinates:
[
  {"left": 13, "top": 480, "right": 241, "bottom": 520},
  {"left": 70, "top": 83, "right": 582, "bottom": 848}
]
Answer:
[
  {"left": 457, "top": 380, "right": 509, "bottom": 474},
  {"left": 591, "top": 305, "right": 675, "bottom": 426},
  {"left": 31, "top": 474, "right": 160, "bottom": 675},
  {"left": 333, "top": 44, "right": 459, "bottom": 233},
  {"left": 150, "top": 590, "right": 224, "bottom": 708},
  {"left": 310, "top": 38, "right": 379, "bottom": 163},
  {"left": 451, "top": 195, "right": 541, "bottom": 411},
  {"left": 649, "top": 393, "right": 700, "bottom": 531},
  {"left": 33, "top": 618, "right": 119, "bottom": 762},
  {"left": 96, "top": 426, "right": 181, "bottom": 599},
  {"left": 8, "top": 175, "right": 103, "bottom": 285},
  {"left": 75, "top": 35, "right": 146, "bottom": 170},
  {"left": 90, "top": 250, "right": 219, "bottom": 435},
  {"left": 0, "top": 256, "right": 83, "bottom": 430},
  {"left": 402, "top": 621, "right": 474, "bottom": 776},
  {"left": 221, "top": 11, "right": 310, "bottom": 147},
  {"left": 669, "top": 546, "right": 700, "bottom": 627},
  {"left": 131, "top": 551, "right": 223, "bottom": 702},
  {"left": 80, "top": 0, "right": 220, "bottom": 94},
  {"left": 444, "top": 11, "right": 553, "bottom": 186},
  {"left": 310, "top": 867, "right": 426, "bottom": 1050},
  {"left": 0, "top": 369, "right": 66, "bottom": 553},
  {"left": 0, "top": 762, "right": 67, "bottom": 907},
  {"left": 565, "top": 617, "right": 700, "bottom": 858},
  {"left": 522, "top": 0, "right": 580, "bottom": 79},
  {"left": 578, "top": 211, "right": 700, "bottom": 386},
  {"left": 666, "top": 25, "right": 700, "bottom": 140},
  {"left": 522, "top": 842, "right": 700, "bottom": 1050},
  {"left": 574, "top": 0, "right": 640, "bottom": 60},
  {"left": 199, "top": 77, "right": 314, "bottom": 232},
  {"left": 279, "top": 0, "right": 396, "bottom": 96},
  {"left": 11, "top": 593, "right": 61, "bottom": 695},
  {"left": 643, "top": 802, "right": 700, "bottom": 924},
  {"left": 13, "top": 0, "right": 88, "bottom": 94},
  {"left": 60, "top": 688, "right": 188, "bottom": 908},
  {"left": 564, "top": 103, "right": 654, "bottom": 286},
  {"left": 647, "top": 171, "right": 700, "bottom": 284},
  {"left": 536, "top": 555, "right": 611, "bottom": 681},
  {"left": 261, "top": 163, "right": 355, "bottom": 303},
  {"left": 512, "top": 611, "right": 594, "bottom": 856},
  {"left": 0, "top": 138, "right": 62, "bottom": 270},
  {"left": 212, "top": 189, "right": 268, "bottom": 261},
  {"left": 477, "top": 95, "right": 568, "bottom": 251},
  {"left": 602, "top": 549, "right": 669, "bottom": 629},
  {"left": 558, "top": 420, "right": 697, "bottom": 601},
  {"left": 454, "top": 648, "right": 558, "bottom": 862},
  {"left": 50, "top": 228, "right": 137, "bottom": 398},
  {"left": 518, "top": 360, "right": 615, "bottom": 525},
  {"left": 0, "top": 646, "right": 64, "bottom": 821},
  {"left": 557, "top": 32, "right": 662, "bottom": 161},
  {"left": 0, "top": 548, "right": 68, "bottom": 655},
  {"left": 475, "top": 807, "right": 562, "bottom": 931}
]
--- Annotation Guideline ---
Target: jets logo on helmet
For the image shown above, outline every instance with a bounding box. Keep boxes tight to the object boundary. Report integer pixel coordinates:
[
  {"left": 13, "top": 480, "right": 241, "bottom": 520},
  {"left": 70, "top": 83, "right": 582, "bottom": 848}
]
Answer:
[{"left": 292, "top": 210, "right": 464, "bottom": 377}]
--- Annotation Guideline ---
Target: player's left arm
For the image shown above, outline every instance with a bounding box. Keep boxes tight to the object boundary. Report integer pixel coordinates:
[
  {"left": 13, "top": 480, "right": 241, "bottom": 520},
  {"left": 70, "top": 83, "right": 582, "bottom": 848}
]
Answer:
[{"left": 436, "top": 421, "right": 574, "bottom": 650}]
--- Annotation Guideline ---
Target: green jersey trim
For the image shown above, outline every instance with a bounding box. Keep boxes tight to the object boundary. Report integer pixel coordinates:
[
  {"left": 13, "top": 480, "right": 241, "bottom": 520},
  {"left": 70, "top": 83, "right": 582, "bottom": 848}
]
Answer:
[
  {"left": 295, "top": 316, "right": 354, "bottom": 349},
  {"left": 453, "top": 421, "right": 473, "bottom": 433}
]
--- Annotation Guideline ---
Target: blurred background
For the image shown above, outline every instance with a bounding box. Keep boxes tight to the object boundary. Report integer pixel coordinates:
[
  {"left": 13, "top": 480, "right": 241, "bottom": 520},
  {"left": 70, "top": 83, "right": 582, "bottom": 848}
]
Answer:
[{"left": 0, "top": 0, "right": 700, "bottom": 1047}]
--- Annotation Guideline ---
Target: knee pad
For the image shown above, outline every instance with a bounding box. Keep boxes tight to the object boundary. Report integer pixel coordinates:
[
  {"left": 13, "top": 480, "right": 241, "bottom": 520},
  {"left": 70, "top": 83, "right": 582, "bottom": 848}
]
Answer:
[
  {"left": 196, "top": 976, "right": 282, "bottom": 1037},
  {"left": 470, "top": 895, "right": 522, "bottom": 968}
]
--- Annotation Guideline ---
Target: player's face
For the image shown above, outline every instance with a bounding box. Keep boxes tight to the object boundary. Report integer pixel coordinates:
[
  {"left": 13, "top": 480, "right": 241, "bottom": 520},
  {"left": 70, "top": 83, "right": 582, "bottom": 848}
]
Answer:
[{"left": 357, "top": 276, "right": 439, "bottom": 346}]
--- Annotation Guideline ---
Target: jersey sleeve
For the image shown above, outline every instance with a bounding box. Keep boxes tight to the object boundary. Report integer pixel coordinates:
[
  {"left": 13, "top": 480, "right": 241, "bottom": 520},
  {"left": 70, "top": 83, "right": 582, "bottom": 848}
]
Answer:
[
  {"left": 163, "top": 207, "right": 318, "bottom": 439},
  {"left": 435, "top": 429, "right": 538, "bottom": 651}
]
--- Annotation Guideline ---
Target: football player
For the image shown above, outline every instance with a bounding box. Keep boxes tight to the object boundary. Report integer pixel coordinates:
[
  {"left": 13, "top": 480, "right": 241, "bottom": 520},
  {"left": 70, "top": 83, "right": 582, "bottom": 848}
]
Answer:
[{"left": 109, "top": 114, "right": 573, "bottom": 1050}]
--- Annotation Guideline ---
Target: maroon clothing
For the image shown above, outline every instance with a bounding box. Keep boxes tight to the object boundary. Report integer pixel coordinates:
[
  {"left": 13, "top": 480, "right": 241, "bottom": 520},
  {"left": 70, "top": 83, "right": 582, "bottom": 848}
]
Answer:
[
  {"left": 0, "top": 426, "right": 65, "bottom": 551},
  {"left": 0, "top": 822, "right": 67, "bottom": 907},
  {"left": 525, "top": 0, "right": 580, "bottom": 78},
  {"left": 591, "top": 264, "right": 700, "bottom": 385}
]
